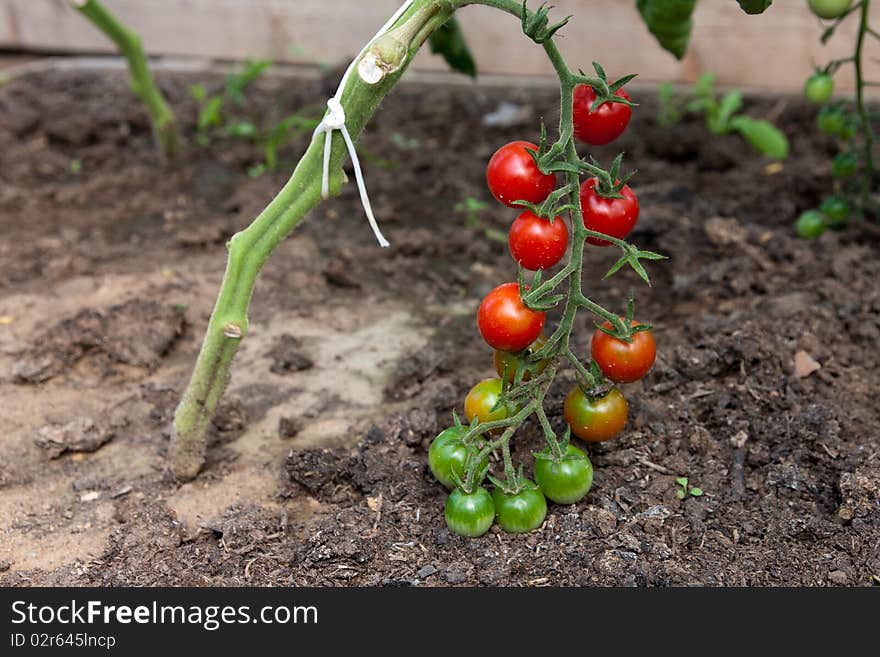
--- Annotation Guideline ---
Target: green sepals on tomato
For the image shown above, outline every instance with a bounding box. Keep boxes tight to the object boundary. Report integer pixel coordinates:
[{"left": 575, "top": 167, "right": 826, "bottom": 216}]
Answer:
[
  {"left": 508, "top": 211, "right": 569, "bottom": 271},
  {"left": 494, "top": 335, "right": 549, "bottom": 383},
  {"left": 445, "top": 487, "right": 495, "bottom": 537},
  {"left": 491, "top": 480, "right": 547, "bottom": 533},
  {"left": 591, "top": 320, "right": 656, "bottom": 384},
  {"left": 428, "top": 426, "right": 489, "bottom": 490},
  {"left": 464, "top": 378, "right": 511, "bottom": 425},
  {"left": 808, "top": 0, "right": 852, "bottom": 20},
  {"left": 477, "top": 282, "right": 545, "bottom": 352},
  {"left": 573, "top": 85, "right": 632, "bottom": 146},
  {"left": 795, "top": 210, "right": 827, "bottom": 239},
  {"left": 486, "top": 141, "right": 556, "bottom": 208},
  {"left": 804, "top": 73, "right": 834, "bottom": 105},
  {"left": 564, "top": 386, "right": 628, "bottom": 443},
  {"left": 534, "top": 444, "right": 593, "bottom": 505},
  {"left": 579, "top": 178, "right": 639, "bottom": 247}
]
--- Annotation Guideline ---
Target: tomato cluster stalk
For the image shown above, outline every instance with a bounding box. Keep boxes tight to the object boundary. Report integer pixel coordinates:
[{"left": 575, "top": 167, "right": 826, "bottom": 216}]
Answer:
[
  {"left": 167, "top": 0, "right": 662, "bottom": 483},
  {"left": 798, "top": 0, "right": 878, "bottom": 236}
]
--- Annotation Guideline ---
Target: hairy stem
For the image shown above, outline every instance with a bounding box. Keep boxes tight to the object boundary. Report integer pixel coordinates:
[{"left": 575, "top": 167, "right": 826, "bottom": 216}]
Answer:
[{"left": 71, "top": 0, "right": 178, "bottom": 157}]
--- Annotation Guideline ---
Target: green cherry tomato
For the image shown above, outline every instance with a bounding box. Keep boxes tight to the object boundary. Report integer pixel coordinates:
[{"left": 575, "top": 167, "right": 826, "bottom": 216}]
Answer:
[
  {"left": 534, "top": 444, "right": 594, "bottom": 505},
  {"left": 817, "top": 107, "right": 846, "bottom": 136},
  {"left": 796, "top": 210, "right": 827, "bottom": 239},
  {"left": 808, "top": 0, "right": 853, "bottom": 20},
  {"left": 831, "top": 151, "right": 858, "bottom": 179},
  {"left": 445, "top": 487, "right": 495, "bottom": 537},
  {"left": 804, "top": 73, "right": 834, "bottom": 104},
  {"left": 819, "top": 196, "right": 850, "bottom": 227},
  {"left": 428, "top": 426, "right": 488, "bottom": 490},
  {"left": 464, "top": 378, "right": 511, "bottom": 425},
  {"left": 492, "top": 481, "right": 547, "bottom": 533}
]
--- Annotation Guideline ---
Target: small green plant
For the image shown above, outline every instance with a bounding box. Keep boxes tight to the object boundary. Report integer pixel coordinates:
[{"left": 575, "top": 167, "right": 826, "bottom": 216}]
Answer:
[
  {"left": 675, "top": 476, "right": 703, "bottom": 500},
  {"left": 657, "top": 73, "right": 789, "bottom": 160},
  {"left": 454, "top": 197, "right": 506, "bottom": 243},
  {"left": 70, "top": 0, "right": 178, "bottom": 157},
  {"left": 190, "top": 60, "right": 324, "bottom": 175},
  {"left": 189, "top": 59, "right": 271, "bottom": 144},
  {"left": 455, "top": 196, "right": 489, "bottom": 226}
]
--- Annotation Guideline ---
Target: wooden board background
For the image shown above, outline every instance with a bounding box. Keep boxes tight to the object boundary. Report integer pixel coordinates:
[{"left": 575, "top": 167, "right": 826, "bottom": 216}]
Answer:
[{"left": 2, "top": 0, "right": 879, "bottom": 92}]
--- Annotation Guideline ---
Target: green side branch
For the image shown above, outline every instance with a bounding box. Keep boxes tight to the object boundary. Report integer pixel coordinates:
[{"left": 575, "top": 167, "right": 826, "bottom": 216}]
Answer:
[
  {"left": 72, "top": 0, "right": 178, "bottom": 157},
  {"left": 169, "top": 0, "right": 654, "bottom": 480}
]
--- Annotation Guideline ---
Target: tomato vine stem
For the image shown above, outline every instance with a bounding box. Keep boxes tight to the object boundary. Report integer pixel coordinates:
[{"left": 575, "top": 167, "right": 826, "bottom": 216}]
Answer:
[{"left": 71, "top": 0, "right": 178, "bottom": 158}]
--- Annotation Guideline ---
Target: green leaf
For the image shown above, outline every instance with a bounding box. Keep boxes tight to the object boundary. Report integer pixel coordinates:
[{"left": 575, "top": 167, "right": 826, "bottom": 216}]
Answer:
[
  {"left": 690, "top": 487, "right": 704, "bottom": 497},
  {"left": 729, "top": 116, "right": 789, "bottom": 160},
  {"left": 636, "top": 0, "right": 697, "bottom": 60},
  {"left": 225, "top": 121, "right": 258, "bottom": 138},
  {"left": 428, "top": 17, "right": 476, "bottom": 78},
  {"left": 711, "top": 91, "right": 743, "bottom": 133},
  {"left": 197, "top": 96, "right": 224, "bottom": 131},
  {"left": 225, "top": 59, "right": 271, "bottom": 104},
  {"left": 676, "top": 477, "right": 688, "bottom": 487},
  {"left": 694, "top": 72, "right": 715, "bottom": 99},
  {"left": 735, "top": 0, "right": 772, "bottom": 14}
]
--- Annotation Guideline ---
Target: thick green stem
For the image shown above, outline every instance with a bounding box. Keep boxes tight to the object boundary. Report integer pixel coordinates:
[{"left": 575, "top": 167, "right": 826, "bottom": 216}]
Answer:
[
  {"left": 170, "top": 0, "right": 459, "bottom": 479},
  {"left": 72, "top": 0, "right": 179, "bottom": 157}
]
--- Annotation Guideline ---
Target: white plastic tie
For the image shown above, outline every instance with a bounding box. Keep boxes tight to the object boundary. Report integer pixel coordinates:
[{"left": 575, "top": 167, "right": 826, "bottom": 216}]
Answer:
[{"left": 313, "top": 0, "right": 416, "bottom": 248}]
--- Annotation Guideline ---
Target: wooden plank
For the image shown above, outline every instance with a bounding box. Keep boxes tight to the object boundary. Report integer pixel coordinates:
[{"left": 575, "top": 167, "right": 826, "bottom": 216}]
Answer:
[{"left": 1, "top": 0, "right": 878, "bottom": 93}]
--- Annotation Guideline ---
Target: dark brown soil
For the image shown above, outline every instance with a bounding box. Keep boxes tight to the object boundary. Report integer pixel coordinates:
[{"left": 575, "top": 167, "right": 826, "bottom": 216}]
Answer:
[{"left": 1, "top": 65, "right": 878, "bottom": 587}]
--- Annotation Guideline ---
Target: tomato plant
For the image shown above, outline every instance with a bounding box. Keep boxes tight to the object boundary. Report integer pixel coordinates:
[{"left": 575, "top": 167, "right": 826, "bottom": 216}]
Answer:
[
  {"left": 477, "top": 282, "right": 545, "bottom": 352},
  {"left": 591, "top": 320, "right": 656, "bottom": 383},
  {"left": 534, "top": 444, "right": 593, "bottom": 505},
  {"left": 579, "top": 178, "right": 639, "bottom": 247},
  {"left": 167, "top": 0, "right": 665, "bottom": 512},
  {"left": 796, "top": 0, "right": 878, "bottom": 233},
  {"left": 508, "top": 211, "right": 569, "bottom": 271},
  {"left": 564, "top": 386, "right": 628, "bottom": 443},
  {"left": 573, "top": 85, "right": 632, "bottom": 146},
  {"left": 486, "top": 141, "right": 556, "bottom": 208}
]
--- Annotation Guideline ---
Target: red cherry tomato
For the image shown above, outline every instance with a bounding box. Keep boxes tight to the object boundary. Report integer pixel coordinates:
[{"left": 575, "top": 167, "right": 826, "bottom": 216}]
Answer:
[
  {"left": 579, "top": 178, "right": 639, "bottom": 247},
  {"left": 591, "top": 320, "right": 656, "bottom": 383},
  {"left": 477, "top": 282, "right": 545, "bottom": 352},
  {"left": 508, "top": 211, "right": 569, "bottom": 271},
  {"left": 564, "top": 386, "right": 628, "bottom": 443},
  {"left": 573, "top": 85, "right": 632, "bottom": 146},
  {"left": 486, "top": 141, "right": 556, "bottom": 208}
]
